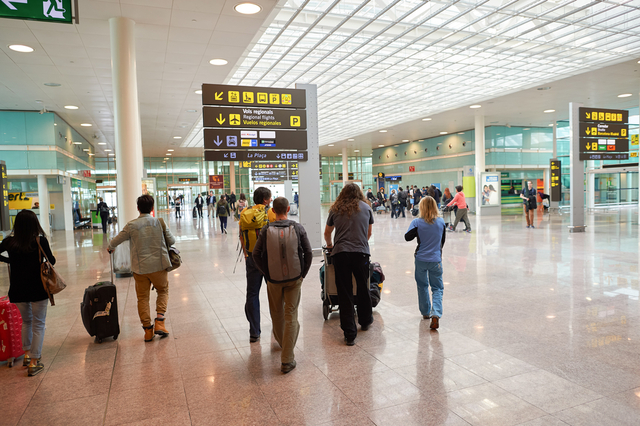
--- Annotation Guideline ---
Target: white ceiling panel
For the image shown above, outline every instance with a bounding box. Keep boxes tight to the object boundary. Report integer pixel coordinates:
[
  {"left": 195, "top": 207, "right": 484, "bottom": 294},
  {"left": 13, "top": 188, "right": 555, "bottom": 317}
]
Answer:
[
  {"left": 169, "top": 10, "right": 221, "bottom": 30},
  {"left": 120, "top": 4, "right": 172, "bottom": 26}
]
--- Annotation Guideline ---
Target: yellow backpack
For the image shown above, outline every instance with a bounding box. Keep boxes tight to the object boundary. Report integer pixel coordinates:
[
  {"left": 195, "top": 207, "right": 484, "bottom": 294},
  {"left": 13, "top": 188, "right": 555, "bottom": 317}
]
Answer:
[{"left": 239, "top": 204, "right": 269, "bottom": 254}]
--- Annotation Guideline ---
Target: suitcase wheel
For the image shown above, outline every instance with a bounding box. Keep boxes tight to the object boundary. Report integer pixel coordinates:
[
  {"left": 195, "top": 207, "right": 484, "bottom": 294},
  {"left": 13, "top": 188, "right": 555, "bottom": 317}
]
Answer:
[
  {"left": 113, "top": 334, "right": 118, "bottom": 341},
  {"left": 95, "top": 337, "right": 103, "bottom": 344},
  {"left": 322, "top": 299, "right": 330, "bottom": 321}
]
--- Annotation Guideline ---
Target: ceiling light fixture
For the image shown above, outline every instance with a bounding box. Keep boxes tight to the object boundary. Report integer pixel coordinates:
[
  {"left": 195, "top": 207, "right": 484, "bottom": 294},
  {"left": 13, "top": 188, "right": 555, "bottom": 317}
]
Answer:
[
  {"left": 328, "top": 144, "right": 334, "bottom": 146},
  {"left": 9, "top": 44, "right": 34, "bottom": 53},
  {"left": 64, "top": 105, "right": 79, "bottom": 110},
  {"left": 422, "top": 118, "right": 432, "bottom": 121},
  {"left": 167, "top": 149, "right": 175, "bottom": 152},
  {"left": 108, "top": 153, "right": 115, "bottom": 156},
  {"left": 379, "top": 130, "right": 387, "bottom": 133},
  {"left": 347, "top": 138, "right": 354, "bottom": 141},
  {"left": 548, "top": 124, "right": 554, "bottom": 126},
  {"left": 166, "top": 153, "right": 172, "bottom": 156},
  {"left": 44, "top": 82, "right": 61, "bottom": 87},
  {"left": 195, "top": 90, "right": 202, "bottom": 94},
  {"left": 523, "top": 128, "right": 530, "bottom": 130},
  {"left": 378, "top": 144, "right": 384, "bottom": 147},
  {"left": 402, "top": 139, "right": 409, "bottom": 142},
  {"left": 470, "top": 105, "right": 482, "bottom": 109},
  {"left": 544, "top": 109, "right": 555, "bottom": 113},
  {"left": 440, "top": 132, "right": 448, "bottom": 135},
  {"left": 88, "top": 153, "right": 95, "bottom": 156},
  {"left": 82, "top": 149, "right": 90, "bottom": 151},
  {"left": 104, "top": 149, "right": 112, "bottom": 152},
  {"left": 618, "top": 93, "right": 632, "bottom": 98},
  {"left": 338, "top": 153, "right": 342, "bottom": 156},
  {"left": 173, "top": 136, "right": 182, "bottom": 139},
  {"left": 98, "top": 142, "right": 106, "bottom": 145},
  {"left": 209, "top": 59, "right": 228, "bottom": 66},
  {"left": 354, "top": 150, "right": 360, "bottom": 152},
  {"left": 73, "top": 142, "right": 82, "bottom": 145},
  {"left": 235, "top": 2, "right": 261, "bottom": 14},
  {"left": 80, "top": 123, "right": 92, "bottom": 127}
]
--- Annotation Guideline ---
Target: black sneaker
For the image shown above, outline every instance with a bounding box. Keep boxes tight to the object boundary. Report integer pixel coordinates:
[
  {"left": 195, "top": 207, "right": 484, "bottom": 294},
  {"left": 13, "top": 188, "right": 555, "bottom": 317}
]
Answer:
[
  {"left": 344, "top": 337, "right": 355, "bottom": 346},
  {"left": 281, "top": 360, "right": 296, "bottom": 374},
  {"left": 250, "top": 335, "right": 260, "bottom": 343},
  {"left": 361, "top": 319, "right": 374, "bottom": 331}
]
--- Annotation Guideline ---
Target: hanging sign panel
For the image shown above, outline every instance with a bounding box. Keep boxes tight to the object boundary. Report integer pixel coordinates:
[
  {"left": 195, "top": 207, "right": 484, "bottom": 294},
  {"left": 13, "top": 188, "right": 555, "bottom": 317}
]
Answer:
[
  {"left": 204, "top": 151, "right": 307, "bottom": 162},
  {"left": 208, "top": 175, "right": 224, "bottom": 190},
  {"left": 580, "top": 138, "right": 628, "bottom": 153},
  {"left": 203, "top": 107, "right": 307, "bottom": 130},
  {"left": 0, "top": 0, "right": 72, "bottom": 23},
  {"left": 579, "top": 153, "right": 629, "bottom": 161},
  {"left": 550, "top": 159, "right": 561, "bottom": 202},
  {"left": 203, "top": 129, "right": 307, "bottom": 150},
  {"left": 202, "top": 84, "right": 306, "bottom": 109},
  {"left": 579, "top": 107, "right": 628, "bottom": 124},
  {"left": 579, "top": 122, "right": 628, "bottom": 138}
]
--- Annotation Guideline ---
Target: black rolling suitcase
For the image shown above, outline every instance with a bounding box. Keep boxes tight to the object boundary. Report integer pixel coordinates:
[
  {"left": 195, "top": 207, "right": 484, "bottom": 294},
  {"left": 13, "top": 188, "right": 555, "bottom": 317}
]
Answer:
[
  {"left": 81, "top": 254, "right": 119, "bottom": 343},
  {"left": 192, "top": 207, "right": 197, "bottom": 218}
]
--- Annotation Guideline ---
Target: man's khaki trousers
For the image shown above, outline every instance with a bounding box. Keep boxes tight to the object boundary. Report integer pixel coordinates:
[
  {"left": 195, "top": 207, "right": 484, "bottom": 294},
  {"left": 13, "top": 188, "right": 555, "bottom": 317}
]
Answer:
[
  {"left": 266, "top": 278, "right": 303, "bottom": 364},
  {"left": 133, "top": 270, "right": 169, "bottom": 327}
]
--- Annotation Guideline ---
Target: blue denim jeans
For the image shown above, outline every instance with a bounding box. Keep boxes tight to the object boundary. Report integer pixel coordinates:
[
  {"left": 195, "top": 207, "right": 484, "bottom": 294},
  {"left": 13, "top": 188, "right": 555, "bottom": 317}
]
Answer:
[
  {"left": 15, "top": 299, "right": 48, "bottom": 359},
  {"left": 244, "top": 255, "right": 264, "bottom": 338},
  {"left": 414, "top": 260, "right": 444, "bottom": 318}
]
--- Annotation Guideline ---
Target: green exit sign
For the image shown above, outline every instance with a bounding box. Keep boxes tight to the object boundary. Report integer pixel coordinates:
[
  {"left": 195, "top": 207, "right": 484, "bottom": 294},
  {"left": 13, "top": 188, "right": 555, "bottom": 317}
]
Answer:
[{"left": 0, "top": 0, "right": 73, "bottom": 24}]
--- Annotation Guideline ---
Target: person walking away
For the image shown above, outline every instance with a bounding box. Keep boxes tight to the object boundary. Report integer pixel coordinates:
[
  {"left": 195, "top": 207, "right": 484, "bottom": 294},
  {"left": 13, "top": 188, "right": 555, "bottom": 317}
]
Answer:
[
  {"left": 108, "top": 195, "right": 175, "bottom": 342},
  {"left": 413, "top": 186, "right": 422, "bottom": 207},
  {"left": 441, "top": 188, "right": 454, "bottom": 227},
  {"left": 446, "top": 185, "right": 471, "bottom": 233},
  {"left": 324, "top": 183, "right": 374, "bottom": 346},
  {"left": 390, "top": 189, "right": 399, "bottom": 219},
  {"left": 195, "top": 194, "right": 204, "bottom": 218},
  {"left": 174, "top": 196, "right": 181, "bottom": 218},
  {"left": 405, "top": 196, "right": 446, "bottom": 329},
  {"left": 252, "top": 197, "right": 313, "bottom": 373},
  {"left": 239, "top": 187, "right": 272, "bottom": 343},
  {"left": 97, "top": 197, "right": 110, "bottom": 234},
  {"left": 0, "top": 210, "right": 55, "bottom": 376},
  {"left": 216, "top": 196, "right": 230, "bottom": 234},
  {"left": 237, "top": 193, "right": 247, "bottom": 213},
  {"left": 397, "top": 188, "right": 407, "bottom": 218},
  {"left": 230, "top": 192, "right": 237, "bottom": 211},
  {"left": 431, "top": 185, "right": 441, "bottom": 208},
  {"left": 293, "top": 192, "right": 299, "bottom": 208},
  {"left": 520, "top": 181, "right": 537, "bottom": 228},
  {"left": 207, "top": 191, "right": 216, "bottom": 217}
]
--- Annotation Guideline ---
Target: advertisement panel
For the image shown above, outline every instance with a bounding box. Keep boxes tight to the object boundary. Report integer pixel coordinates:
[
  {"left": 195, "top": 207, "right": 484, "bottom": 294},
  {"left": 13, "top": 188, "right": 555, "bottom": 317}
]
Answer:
[
  {"left": 480, "top": 173, "right": 501, "bottom": 206},
  {"left": 209, "top": 175, "right": 224, "bottom": 190}
]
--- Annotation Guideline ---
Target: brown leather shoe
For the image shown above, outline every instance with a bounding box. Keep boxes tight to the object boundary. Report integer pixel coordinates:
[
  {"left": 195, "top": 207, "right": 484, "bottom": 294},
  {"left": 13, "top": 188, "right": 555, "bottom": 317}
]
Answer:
[
  {"left": 430, "top": 316, "right": 439, "bottom": 330},
  {"left": 154, "top": 318, "right": 169, "bottom": 338},
  {"left": 143, "top": 325, "right": 154, "bottom": 342}
]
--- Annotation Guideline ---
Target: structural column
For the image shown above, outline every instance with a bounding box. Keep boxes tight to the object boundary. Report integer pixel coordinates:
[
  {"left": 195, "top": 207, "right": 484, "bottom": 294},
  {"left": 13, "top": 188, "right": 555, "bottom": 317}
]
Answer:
[
  {"left": 37, "top": 175, "right": 50, "bottom": 234},
  {"left": 229, "top": 161, "right": 236, "bottom": 194},
  {"left": 296, "top": 83, "right": 322, "bottom": 251},
  {"left": 62, "top": 176, "right": 73, "bottom": 230},
  {"left": 569, "top": 102, "right": 586, "bottom": 232},
  {"left": 474, "top": 115, "right": 485, "bottom": 214},
  {"left": 342, "top": 146, "right": 348, "bottom": 186},
  {"left": 110, "top": 17, "right": 143, "bottom": 228}
]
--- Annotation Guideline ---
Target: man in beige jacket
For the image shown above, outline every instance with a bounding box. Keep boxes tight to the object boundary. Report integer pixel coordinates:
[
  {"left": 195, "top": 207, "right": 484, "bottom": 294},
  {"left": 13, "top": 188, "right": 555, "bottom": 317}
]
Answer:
[{"left": 108, "top": 195, "right": 176, "bottom": 342}]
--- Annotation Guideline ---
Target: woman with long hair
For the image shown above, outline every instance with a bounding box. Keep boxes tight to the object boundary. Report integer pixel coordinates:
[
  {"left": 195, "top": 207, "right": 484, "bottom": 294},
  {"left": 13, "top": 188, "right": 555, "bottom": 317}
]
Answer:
[
  {"left": 0, "top": 210, "right": 55, "bottom": 376},
  {"left": 405, "top": 196, "right": 446, "bottom": 330},
  {"left": 323, "top": 183, "right": 374, "bottom": 345}
]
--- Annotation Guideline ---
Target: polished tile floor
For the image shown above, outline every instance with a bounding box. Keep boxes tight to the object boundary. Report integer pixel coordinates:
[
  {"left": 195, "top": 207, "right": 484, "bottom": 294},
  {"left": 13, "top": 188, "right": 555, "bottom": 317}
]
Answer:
[{"left": 1, "top": 206, "right": 639, "bottom": 426}]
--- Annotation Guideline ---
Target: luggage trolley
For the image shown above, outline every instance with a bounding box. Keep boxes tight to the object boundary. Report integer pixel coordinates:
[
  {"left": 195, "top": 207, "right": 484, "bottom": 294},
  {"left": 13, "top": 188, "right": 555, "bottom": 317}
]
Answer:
[{"left": 319, "top": 248, "right": 383, "bottom": 320}]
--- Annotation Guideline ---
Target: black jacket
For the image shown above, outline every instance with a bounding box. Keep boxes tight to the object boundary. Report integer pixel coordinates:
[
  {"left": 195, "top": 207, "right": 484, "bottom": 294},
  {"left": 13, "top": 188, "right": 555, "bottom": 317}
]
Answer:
[
  {"left": 195, "top": 196, "right": 204, "bottom": 206},
  {"left": 252, "top": 219, "right": 313, "bottom": 282},
  {"left": 397, "top": 190, "right": 407, "bottom": 205},
  {"left": 230, "top": 194, "right": 237, "bottom": 203},
  {"left": 0, "top": 236, "right": 55, "bottom": 303}
]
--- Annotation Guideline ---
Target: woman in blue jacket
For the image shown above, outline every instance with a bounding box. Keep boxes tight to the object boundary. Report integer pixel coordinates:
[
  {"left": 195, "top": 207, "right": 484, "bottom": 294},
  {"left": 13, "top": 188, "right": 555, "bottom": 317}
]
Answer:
[{"left": 404, "top": 196, "right": 446, "bottom": 330}]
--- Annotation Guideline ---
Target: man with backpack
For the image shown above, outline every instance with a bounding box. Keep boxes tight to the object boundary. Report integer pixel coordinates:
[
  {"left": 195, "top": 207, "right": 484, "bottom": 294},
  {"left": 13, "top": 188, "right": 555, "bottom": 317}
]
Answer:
[
  {"left": 252, "top": 197, "right": 313, "bottom": 373},
  {"left": 239, "top": 187, "right": 272, "bottom": 343}
]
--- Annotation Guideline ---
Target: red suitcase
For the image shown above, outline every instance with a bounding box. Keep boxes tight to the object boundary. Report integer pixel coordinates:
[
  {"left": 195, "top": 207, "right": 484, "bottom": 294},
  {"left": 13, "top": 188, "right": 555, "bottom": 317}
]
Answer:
[{"left": 0, "top": 296, "right": 25, "bottom": 367}]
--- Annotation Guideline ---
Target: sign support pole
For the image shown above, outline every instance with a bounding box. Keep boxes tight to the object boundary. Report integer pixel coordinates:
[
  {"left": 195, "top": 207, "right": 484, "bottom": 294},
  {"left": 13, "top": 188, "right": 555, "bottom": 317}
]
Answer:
[
  {"left": 569, "top": 102, "right": 586, "bottom": 232},
  {"left": 296, "top": 83, "right": 322, "bottom": 253},
  {"left": 342, "top": 147, "right": 348, "bottom": 187},
  {"left": 474, "top": 114, "right": 485, "bottom": 215}
]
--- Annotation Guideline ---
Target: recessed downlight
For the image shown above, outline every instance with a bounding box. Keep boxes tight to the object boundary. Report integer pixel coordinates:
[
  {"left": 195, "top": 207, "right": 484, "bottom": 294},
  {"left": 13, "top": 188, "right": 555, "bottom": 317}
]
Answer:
[
  {"left": 402, "top": 139, "right": 409, "bottom": 142},
  {"left": 195, "top": 90, "right": 202, "bottom": 94},
  {"left": 347, "top": 138, "right": 354, "bottom": 141},
  {"left": 108, "top": 153, "right": 115, "bottom": 156},
  {"left": 9, "top": 44, "right": 34, "bottom": 53},
  {"left": 422, "top": 118, "right": 432, "bottom": 121},
  {"left": 618, "top": 93, "right": 632, "bottom": 98},
  {"left": 354, "top": 150, "right": 360, "bottom": 153},
  {"left": 523, "top": 128, "right": 530, "bottom": 130},
  {"left": 338, "top": 153, "right": 342, "bottom": 156},
  {"left": 80, "top": 123, "right": 92, "bottom": 127},
  {"left": 379, "top": 130, "right": 387, "bottom": 133},
  {"left": 209, "top": 59, "right": 228, "bottom": 66},
  {"left": 173, "top": 136, "right": 182, "bottom": 139},
  {"left": 234, "top": 2, "right": 261, "bottom": 14},
  {"left": 167, "top": 149, "right": 175, "bottom": 152},
  {"left": 104, "top": 149, "right": 112, "bottom": 152},
  {"left": 83, "top": 149, "right": 90, "bottom": 151},
  {"left": 440, "top": 132, "right": 448, "bottom": 135},
  {"left": 328, "top": 144, "right": 334, "bottom": 146},
  {"left": 64, "top": 105, "right": 79, "bottom": 110},
  {"left": 378, "top": 144, "right": 385, "bottom": 147},
  {"left": 544, "top": 109, "right": 555, "bottom": 113},
  {"left": 98, "top": 142, "right": 107, "bottom": 145},
  {"left": 44, "top": 82, "right": 61, "bottom": 87},
  {"left": 88, "top": 153, "right": 95, "bottom": 156},
  {"left": 73, "top": 142, "right": 82, "bottom": 145},
  {"left": 166, "top": 153, "right": 172, "bottom": 156},
  {"left": 470, "top": 105, "right": 482, "bottom": 109}
]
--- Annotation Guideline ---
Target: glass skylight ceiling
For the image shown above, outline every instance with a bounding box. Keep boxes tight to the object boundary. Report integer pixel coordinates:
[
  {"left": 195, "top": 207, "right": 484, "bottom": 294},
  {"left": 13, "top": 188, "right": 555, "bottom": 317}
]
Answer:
[{"left": 230, "top": 0, "right": 640, "bottom": 145}]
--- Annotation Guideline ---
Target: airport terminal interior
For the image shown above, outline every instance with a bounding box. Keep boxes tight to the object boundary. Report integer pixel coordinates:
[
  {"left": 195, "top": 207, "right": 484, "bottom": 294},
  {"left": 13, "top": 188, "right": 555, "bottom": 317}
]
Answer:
[{"left": 1, "top": 0, "right": 640, "bottom": 425}]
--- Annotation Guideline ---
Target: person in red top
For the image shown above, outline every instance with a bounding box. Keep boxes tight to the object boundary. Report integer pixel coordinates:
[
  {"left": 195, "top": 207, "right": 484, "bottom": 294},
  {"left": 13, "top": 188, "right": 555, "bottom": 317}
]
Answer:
[{"left": 446, "top": 185, "right": 471, "bottom": 233}]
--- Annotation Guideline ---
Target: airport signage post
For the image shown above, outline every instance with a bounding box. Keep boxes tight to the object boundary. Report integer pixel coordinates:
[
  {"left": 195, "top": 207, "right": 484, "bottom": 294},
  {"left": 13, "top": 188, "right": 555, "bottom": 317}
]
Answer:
[
  {"left": 203, "top": 129, "right": 307, "bottom": 150},
  {"left": 202, "top": 84, "right": 306, "bottom": 109},
  {"left": 204, "top": 150, "right": 307, "bottom": 162},
  {"left": 0, "top": 161, "right": 10, "bottom": 231},
  {"left": 550, "top": 159, "right": 561, "bottom": 202}
]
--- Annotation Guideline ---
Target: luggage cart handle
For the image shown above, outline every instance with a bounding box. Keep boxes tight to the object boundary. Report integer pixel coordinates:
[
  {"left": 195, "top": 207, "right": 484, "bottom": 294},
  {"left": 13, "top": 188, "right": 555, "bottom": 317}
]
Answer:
[{"left": 109, "top": 251, "right": 114, "bottom": 284}]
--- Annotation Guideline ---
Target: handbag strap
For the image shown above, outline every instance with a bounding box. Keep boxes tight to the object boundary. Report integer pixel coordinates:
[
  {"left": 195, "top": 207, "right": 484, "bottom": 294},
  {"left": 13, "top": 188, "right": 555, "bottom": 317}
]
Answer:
[
  {"left": 158, "top": 218, "right": 170, "bottom": 249},
  {"left": 36, "top": 236, "right": 49, "bottom": 264}
]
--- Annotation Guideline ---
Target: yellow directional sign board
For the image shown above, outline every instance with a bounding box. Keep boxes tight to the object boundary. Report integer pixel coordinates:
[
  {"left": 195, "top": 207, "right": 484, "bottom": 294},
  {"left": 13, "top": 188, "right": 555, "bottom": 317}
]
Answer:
[
  {"left": 203, "top": 107, "right": 306, "bottom": 130},
  {"left": 579, "top": 138, "right": 628, "bottom": 153},
  {"left": 202, "top": 84, "right": 306, "bottom": 109},
  {"left": 579, "top": 107, "right": 628, "bottom": 124},
  {"left": 579, "top": 123, "right": 628, "bottom": 138},
  {"left": 550, "top": 159, "right": 561, "bottom": 202}
]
